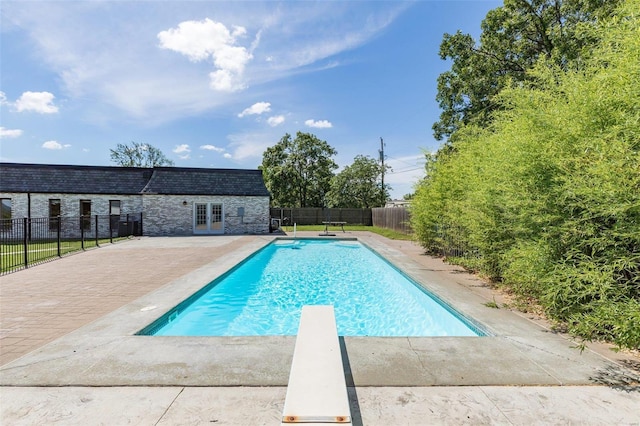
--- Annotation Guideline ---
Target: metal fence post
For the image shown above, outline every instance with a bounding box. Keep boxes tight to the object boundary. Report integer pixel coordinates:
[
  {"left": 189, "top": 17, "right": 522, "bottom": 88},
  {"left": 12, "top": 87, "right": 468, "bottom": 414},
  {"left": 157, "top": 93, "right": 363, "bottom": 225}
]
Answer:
[
  {"left": 95, "top": 214, "right": 99, "bottom": 247},
  {"left": 23, "top": 217, "right": 29, "bottom": 269},
  {"left": 80, "top": 215, "right": 85, "bottom": 250},
  {"left": 57, "top": 216, "right": 62, "bottom": 257}
]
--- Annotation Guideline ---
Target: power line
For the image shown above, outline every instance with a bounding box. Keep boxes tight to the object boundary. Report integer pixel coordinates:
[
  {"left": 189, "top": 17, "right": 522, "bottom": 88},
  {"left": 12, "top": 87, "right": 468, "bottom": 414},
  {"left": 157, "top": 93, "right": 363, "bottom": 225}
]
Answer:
[
  {"left": 387, "top": 167, "right": 424, "bottom": 175},
  {"left": 386, "top": 155, "right": 426, "bottom": 167}
]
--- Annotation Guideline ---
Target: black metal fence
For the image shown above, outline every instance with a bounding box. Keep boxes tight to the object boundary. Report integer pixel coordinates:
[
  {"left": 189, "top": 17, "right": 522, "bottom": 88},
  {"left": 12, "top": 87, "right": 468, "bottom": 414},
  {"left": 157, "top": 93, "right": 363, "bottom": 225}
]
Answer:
[
  {"left": 0, "top": 213, "right": 142, "bottom": 275},
  {"left": 433, "top": 224, "right": 480, "bottom": 261}
]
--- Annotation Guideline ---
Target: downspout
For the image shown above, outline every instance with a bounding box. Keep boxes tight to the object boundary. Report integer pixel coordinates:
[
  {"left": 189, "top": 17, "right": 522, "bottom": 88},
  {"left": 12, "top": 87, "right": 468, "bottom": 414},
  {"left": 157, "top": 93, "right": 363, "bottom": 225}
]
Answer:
[{"left": 139, "top": 169, "right": 157, "bottom": 237}]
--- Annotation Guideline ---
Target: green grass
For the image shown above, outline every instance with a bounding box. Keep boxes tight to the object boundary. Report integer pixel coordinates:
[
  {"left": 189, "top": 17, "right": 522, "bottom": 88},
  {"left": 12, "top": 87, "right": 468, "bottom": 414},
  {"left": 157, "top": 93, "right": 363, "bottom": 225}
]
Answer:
[
  {"left": 1, "top": 237, "right": 129, "bottom": 273},
  {"left": 279, "top": 225, "right": 413, "bottom": 241}
]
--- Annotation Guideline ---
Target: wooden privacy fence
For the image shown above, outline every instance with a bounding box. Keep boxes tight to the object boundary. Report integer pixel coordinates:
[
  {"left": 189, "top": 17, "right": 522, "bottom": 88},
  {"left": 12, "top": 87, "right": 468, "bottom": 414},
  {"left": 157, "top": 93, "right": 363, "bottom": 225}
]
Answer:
[
  {"left": 270, "top": 207, "right": 413, "bottom": 233},
  {"left": 270, "top": 208, "right": 372, "bottom": 226},
  {"left": 372, "top": 207, "right": 411, "bottom": 234}
]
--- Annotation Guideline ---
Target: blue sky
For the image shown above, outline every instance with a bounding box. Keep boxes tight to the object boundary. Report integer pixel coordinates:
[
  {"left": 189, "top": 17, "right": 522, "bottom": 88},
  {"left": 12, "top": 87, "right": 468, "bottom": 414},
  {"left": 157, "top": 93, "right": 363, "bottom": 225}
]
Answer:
[{"left": 1, "top": 1, "right": 500, "bottom": 199}]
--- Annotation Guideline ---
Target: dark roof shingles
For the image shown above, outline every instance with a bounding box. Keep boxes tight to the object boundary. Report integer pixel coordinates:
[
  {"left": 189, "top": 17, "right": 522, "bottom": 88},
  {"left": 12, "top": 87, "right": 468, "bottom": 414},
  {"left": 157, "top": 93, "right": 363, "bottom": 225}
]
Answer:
[
  {"left": 143, "top": 167, "right": 270, "bottom": 196},
  {"left": 0, "top": 163, "right": 269, "bottom": 197},
  {"left": 0, "top": 163, "right": 150, "bottom": 194}
]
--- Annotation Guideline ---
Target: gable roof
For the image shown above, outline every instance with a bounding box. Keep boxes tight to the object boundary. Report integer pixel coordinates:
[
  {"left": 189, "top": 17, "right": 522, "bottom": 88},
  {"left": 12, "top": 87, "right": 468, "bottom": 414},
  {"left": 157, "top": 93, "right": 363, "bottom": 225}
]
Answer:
[
  {"left": 0, "top": 163, "right": 270, "bottom": 197},
  {"left": 142, "top": 167, "right": 270, "bottom": 196},
  {"left": 0, "top": 163, "right": 151, "bottom": 194}
]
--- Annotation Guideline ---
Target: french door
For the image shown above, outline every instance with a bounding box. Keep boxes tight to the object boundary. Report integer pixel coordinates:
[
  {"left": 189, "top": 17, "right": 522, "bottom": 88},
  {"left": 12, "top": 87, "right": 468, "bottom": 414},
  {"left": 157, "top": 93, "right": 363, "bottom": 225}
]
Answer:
[{"left": 194, "top": 203, "right": 224, "bottom": 234}]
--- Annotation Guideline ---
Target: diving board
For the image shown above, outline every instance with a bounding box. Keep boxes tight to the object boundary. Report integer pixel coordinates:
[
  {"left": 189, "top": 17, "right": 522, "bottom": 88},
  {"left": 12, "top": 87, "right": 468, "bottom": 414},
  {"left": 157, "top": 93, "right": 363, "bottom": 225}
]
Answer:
[{"left": 281, "top": 305, "right": 352, "bottom": 425}]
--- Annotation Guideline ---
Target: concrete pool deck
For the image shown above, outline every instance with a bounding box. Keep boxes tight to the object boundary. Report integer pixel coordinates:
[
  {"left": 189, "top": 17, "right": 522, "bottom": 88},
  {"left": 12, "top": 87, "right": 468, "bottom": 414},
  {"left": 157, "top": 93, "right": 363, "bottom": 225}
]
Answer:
[{"left": 1, "top": 232, "right": 638, "bottom": 424}]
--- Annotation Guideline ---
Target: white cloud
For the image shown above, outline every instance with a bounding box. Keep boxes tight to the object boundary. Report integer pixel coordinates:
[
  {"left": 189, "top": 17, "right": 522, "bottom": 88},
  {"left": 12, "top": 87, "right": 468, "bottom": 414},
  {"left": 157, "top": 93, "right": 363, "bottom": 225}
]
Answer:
[
  {"left": 15, "top": 91, "right": 59, "bottom": 113},
  {"left": 200, "top": 144, "right": 225, "bottom": 153},
  {"left": 305, "top": 119, "right": 332, "bottom": 129},
  {"left": 173, "top": 144, "right": 191, "bottom": 159},
  {"left": 0, "top": 127, "right": 23, "bottom": 138},
  {"left": 223, "top": 153, "right": 232, "bottom": 159},
  {"left": 245, "top": 3, "right": 408, "bottom": 85},
  {"left": 225, "top": 132, "right": 272, "bottom": 161},
  {"left": 42, "top": 140, "right": 70, "bottom": 150},
  {"left": 158, "top": 18, "right": 253, "bottom": 92},
  {"left": 173, "top": 144, "right": 190, "bottom": 154},
  {"left": 0, "top": 91, "right": 8, "bottom": 105},
  {"left": 2, "top": 2, "right": 406, "bottom": 123},
  {"left": 238, "top": 101, "right": 271, "bottom": 117},
  {"left": 267, "top": 115, "right": 285, "bottom": 127}
]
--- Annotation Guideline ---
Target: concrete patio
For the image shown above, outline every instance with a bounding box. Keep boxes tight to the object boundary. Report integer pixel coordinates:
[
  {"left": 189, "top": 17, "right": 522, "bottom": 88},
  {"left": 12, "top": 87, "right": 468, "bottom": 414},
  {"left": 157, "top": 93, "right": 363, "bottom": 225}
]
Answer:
[{"left": 1, "top": 233, "right": 638, "bottom": 425}]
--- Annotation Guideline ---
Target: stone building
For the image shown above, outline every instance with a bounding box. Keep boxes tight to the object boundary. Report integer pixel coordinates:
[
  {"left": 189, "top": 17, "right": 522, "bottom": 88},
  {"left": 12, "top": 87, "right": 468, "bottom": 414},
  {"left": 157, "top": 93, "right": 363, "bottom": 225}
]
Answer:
[{"left": 0, "top": 163, "right": 271, "bottom": 236}]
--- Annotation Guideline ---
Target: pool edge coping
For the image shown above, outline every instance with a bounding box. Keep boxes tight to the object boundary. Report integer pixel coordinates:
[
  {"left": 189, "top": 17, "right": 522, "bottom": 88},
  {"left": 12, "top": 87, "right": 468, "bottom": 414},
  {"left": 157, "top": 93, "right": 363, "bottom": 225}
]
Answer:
[{"left": 0, "top": 234, "right": 630, "bottom": 388}]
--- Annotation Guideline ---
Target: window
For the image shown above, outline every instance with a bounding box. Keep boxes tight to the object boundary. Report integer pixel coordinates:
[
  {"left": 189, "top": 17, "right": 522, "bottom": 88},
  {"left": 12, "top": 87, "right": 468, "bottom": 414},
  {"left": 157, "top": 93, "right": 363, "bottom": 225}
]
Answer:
[
  {"left": 0, "top": 198, "right": 11, "bottom": 230},
  {"left": 109, "top": 200, "right": 121, "bottom": 230},
  {"left": 80, "top": 200, "right": 91, "bottom": 231},
  {"left": 109, "top": 200, "right": 121, "bottom": 216},
  {"left": 49, "top": 199, "right": 61, "bottom": 230}
]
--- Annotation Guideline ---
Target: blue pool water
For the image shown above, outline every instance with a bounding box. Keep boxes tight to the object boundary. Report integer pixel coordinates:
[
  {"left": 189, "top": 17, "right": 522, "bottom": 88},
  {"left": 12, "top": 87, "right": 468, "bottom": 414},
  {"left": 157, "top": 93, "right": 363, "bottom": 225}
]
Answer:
[{"left": 144, "top": 239, "right": 483, "bottom": 337}]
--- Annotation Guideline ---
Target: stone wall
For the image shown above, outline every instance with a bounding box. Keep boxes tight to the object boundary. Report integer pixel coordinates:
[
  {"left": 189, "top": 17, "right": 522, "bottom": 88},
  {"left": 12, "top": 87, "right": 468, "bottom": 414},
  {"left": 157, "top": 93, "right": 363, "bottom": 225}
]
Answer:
[
  {"left": 0, "top": 192, "right": 143, "bottom": 239},
  {"left": 30, "top": 193, "right": 142, "bottom": 217},
  {"left": 0, "top": 192, "right": 28, "bottom": 219},
  {"left": 222, "top": 196, "right": 270, "bottom": 234},
  {"left": 142, "top": 195, "right": 270, "bottom": 236},
  {"left": 0, "top": 192, "right": 142, "bottom": 218},
  {"left": 0, "top": 191, "right": 269, "bottom": 236}
]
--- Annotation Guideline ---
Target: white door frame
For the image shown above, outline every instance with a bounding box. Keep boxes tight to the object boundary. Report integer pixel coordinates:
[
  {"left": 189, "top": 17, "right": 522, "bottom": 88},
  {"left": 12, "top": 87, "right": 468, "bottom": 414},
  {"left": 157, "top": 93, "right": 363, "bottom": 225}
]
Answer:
[{"left": 193, "top": 202, "right": 224, "bottom": 235}]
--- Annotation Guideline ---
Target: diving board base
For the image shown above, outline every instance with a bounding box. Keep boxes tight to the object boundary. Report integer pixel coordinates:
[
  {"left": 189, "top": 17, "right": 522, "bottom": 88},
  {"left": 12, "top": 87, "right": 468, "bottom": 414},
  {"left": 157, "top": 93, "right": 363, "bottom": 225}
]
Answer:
[{"left": 281, "top": 305, "right": 352, "bottom": 425}]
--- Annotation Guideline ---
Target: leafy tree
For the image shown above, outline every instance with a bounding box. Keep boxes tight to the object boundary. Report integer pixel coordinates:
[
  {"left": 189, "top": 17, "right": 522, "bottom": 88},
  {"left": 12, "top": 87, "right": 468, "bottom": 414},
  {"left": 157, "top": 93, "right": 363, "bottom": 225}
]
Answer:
[
  {"left": 260, "top": 132, "right": 338, "bottom": 207},
  {"left": 433, "top": 0, "right": 621, "bottom": 143},
  {"left": 326, "top": 155, "right": 391, "bottom": 208},
  {"left": 413, "top": 0, "right": 640, "bottom": 349},
  {"left": 110, "top": 142, "right": 174, "bottom": 167}
]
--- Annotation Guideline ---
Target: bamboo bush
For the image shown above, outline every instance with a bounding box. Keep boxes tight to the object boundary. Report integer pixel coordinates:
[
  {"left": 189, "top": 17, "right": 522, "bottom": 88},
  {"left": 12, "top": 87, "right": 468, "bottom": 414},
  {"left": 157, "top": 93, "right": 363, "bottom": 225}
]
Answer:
[{"left": 412, "top": 0, "right": 640, "bottom": 349}]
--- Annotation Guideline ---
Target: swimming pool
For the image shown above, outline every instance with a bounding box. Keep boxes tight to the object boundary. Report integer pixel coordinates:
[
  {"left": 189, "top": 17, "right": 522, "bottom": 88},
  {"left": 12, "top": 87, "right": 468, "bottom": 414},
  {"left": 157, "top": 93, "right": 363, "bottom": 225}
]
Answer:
[{"left": 139, "top": 238, "right": 485, "bottom": 337}]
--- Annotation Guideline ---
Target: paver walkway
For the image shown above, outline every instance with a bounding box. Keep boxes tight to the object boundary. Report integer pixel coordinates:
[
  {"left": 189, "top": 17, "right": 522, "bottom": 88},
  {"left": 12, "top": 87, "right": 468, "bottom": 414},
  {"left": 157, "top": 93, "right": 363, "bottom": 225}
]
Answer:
[{"left": 0, "top": 236, "right": 252, "bottom": 365}]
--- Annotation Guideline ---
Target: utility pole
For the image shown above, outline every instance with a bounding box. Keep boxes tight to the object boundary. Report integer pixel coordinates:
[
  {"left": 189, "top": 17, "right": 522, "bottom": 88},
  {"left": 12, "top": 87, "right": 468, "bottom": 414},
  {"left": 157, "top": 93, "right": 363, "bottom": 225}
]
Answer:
[{"left": 379, "top": 137, "right": 385, "bottom": 206}]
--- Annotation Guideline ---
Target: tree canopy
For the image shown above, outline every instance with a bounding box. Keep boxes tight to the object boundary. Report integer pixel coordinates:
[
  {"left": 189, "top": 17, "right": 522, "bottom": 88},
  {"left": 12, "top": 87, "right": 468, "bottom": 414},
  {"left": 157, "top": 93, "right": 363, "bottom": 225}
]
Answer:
[
  {"left": 260, "top": 132, "right": 338, "bottom": 207},
  {"left": 413, "top": 0, "right": 640, "bottom": 349},
  {"left": 110, "top": 142, "right": 174, "bottom": 167},
  {"left": 433, "top": 0, "right": 621, "bottom": 144},
  {"left": 326, "top": 155, "right": 391, "bottom": 208}
]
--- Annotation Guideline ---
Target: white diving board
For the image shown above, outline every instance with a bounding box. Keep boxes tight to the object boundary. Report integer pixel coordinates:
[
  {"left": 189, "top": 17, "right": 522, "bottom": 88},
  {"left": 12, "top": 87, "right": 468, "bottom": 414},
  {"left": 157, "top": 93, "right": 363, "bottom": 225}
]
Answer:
[{"left": 281, "top": 305, "right": 352, "bottom": 425}]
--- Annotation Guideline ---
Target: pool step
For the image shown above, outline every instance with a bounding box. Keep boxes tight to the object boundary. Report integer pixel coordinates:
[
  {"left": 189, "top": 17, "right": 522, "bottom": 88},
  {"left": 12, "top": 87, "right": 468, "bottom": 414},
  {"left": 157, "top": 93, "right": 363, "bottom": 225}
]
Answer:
[{"left": 281, "top": 305, "right": 352, "bottom": 425}]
